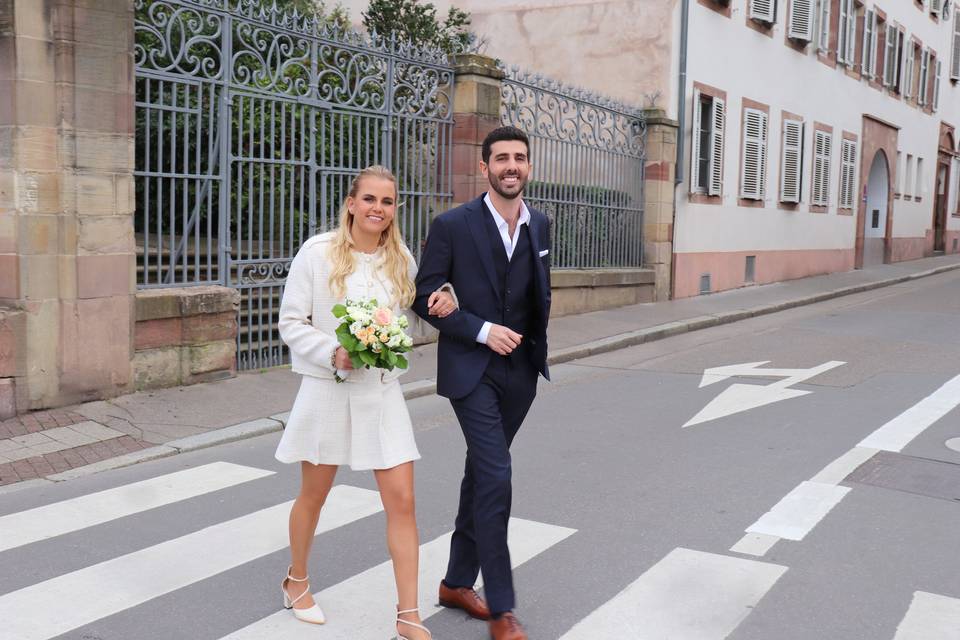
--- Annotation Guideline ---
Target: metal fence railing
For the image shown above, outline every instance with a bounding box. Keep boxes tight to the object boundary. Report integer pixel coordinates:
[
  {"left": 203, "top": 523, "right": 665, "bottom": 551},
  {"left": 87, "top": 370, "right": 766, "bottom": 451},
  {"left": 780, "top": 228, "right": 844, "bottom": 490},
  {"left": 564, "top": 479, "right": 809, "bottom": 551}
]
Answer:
[{"left": 499, "top": 66, "right": 646, "bottom": 269}]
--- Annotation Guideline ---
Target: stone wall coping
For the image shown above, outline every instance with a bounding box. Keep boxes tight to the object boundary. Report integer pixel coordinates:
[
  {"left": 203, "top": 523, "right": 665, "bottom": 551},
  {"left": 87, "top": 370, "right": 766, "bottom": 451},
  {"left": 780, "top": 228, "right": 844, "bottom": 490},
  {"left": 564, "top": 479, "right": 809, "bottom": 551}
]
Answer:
[
  {"left": 551, "top": 268, "right": 655, "bottom": 288},
  {"left": 136, "top": 286, "right": 240, "bottom": 322},
  {"left": 642, "top": 109, "right": 679, "bottom": 128},
  {"left": 453, "top": 54, "right": 505, "bottom": 80}
]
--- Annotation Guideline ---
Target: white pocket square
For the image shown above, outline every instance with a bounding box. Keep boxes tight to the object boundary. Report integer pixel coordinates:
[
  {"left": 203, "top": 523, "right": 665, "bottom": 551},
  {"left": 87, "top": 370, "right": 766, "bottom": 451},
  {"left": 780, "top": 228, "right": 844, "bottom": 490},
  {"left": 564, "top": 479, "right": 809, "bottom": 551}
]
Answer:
[{"left": 538, "top": 249, "right": 549, "bottom": 257}]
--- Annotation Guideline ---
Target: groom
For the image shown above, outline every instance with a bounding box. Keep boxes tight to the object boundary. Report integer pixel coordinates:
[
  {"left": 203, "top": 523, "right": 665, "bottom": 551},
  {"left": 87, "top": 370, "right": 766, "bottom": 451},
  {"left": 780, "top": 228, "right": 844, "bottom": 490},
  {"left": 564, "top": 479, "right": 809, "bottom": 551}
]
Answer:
[{"left": 413, "top": 126, "right": 551, "bottom": 640}]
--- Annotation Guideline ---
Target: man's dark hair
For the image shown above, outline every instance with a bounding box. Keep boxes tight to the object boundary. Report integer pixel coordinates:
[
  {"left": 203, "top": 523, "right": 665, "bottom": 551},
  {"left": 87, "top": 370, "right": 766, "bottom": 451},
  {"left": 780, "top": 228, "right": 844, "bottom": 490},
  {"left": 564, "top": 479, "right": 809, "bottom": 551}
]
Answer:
[{"left": 481, "top": 126, "right": 530, "bottom": 164}]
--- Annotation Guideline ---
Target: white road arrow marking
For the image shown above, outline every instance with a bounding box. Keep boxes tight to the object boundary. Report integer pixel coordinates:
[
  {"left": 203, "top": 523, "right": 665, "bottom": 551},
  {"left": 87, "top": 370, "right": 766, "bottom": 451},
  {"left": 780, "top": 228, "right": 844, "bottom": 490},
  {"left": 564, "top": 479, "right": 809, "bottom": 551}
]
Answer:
[{"left": 685, "top": 361, "right": 845, "bottom": 427}]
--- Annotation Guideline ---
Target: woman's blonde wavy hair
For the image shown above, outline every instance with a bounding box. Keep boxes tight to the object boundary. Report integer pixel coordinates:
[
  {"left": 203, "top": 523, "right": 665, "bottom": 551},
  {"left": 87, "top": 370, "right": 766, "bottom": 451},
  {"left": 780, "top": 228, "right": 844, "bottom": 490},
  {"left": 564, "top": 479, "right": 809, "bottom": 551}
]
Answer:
[{"left": 327, "top": 165, "right": 415, "bottom": 308}]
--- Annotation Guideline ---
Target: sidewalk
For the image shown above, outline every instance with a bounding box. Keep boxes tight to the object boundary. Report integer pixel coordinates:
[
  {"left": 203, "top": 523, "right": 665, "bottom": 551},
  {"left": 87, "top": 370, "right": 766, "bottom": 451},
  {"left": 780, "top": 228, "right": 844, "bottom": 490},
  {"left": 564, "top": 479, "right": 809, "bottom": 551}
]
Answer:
[{"left": 3, "top": 253, "right": 959, "bottom": 490}]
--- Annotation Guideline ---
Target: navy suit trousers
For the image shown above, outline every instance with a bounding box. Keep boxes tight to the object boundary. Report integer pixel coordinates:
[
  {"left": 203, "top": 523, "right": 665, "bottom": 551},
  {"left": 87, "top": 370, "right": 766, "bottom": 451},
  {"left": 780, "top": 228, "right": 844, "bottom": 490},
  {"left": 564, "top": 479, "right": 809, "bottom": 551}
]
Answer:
[{"left": 444, "top": 352, "right": 539, "bottom": 615}]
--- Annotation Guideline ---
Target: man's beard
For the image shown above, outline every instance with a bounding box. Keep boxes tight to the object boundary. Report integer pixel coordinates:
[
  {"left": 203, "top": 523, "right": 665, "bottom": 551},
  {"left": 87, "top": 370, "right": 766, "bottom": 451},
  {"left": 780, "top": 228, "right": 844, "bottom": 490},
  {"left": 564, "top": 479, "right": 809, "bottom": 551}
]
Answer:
[{"left": 488, "top": 171, "right": 527, "bottom": 200}]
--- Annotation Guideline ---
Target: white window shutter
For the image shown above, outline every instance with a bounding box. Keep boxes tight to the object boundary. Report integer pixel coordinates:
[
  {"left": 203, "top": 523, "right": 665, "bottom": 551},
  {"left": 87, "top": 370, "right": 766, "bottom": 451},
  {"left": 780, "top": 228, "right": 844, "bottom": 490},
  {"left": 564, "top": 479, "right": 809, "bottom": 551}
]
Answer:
[
  {"left": 708, "top": 97, "right": 725, "bottom": 197},
  {"left": 904, "top": 44, "right": 915, "bottom": 98},
  {"left": 934, "top": 60, "right": 942, "bottom": 111},
  {"left": 740, "top": 109, "right": 768, "bottom": 200},
  {"left": 869, "top": 12, "right": 878, "bottom": 76},
  {"left": 932, "top": 0, "right": 943, "bottom": 15},
  {"left": 839, "top": 139, "right": 857, "bottom": 209},
  {"left": 750, "top": 0, "right": 776, "bottom": 23},
  {"left": 862, "top": 10, "right": 874, "bottom": 77},
  {"left": 816, "top": 0, "right": 831, "bottom": 52},
  {"left": 883, "top": 24, "right": 896, "bottom": 86},
  {"left": 690, "top": 90, "right": 703, "bottom": 194},
  {"left": 780, "top": 120, "right": 803, "bottom": 203},
  {"left": 837, "top": 0, "right": 849, "bottom": 63},
  {"left": 845, "top": 0, "right": 856, "bottom": 65},
  {"left": 951, "top": 14, "right": 960, "bottom": 80},
  {"left": 813, "top": 131, "right": 832, "bottom": 207},
  {"left": 919, "top": 49, "right": 930, "bottom": 105},
  {"left": 788, "top": 0, "right": 815, "bottom": 40}
]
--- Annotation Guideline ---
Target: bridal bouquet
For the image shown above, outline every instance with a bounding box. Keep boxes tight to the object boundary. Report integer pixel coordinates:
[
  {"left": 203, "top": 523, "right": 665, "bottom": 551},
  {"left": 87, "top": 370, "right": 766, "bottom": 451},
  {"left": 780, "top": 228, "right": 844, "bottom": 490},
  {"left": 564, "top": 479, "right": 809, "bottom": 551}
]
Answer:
[{"left": 331, "top": 299, "right": 414, "bottom": 382}]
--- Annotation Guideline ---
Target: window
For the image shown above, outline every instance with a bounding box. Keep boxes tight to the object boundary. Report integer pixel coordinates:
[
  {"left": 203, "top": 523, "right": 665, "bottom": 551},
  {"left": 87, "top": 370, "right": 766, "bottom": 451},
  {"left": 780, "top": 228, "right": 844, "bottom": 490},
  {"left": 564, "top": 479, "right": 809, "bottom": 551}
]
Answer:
[
  {"left": 789, "top": 0, "right": 815, "bottom": 40},
  {"left": 690, "top": 90, "right": 726, "bottom": 197},
  {"left": 750, "top": 0, "right": 777, "bottom": 23},
  {"left": 917, "top": 158, "right": 925, "bottom": 197},
  {"left": 862, "top": 9, "right": 878, "bottom": 78},
  {"left": 932, "top": 0, "right": 943, "bottom": 15},
  {"left": 905, "top": 154, "right": 915, "bottom": 196},
  {"left": 812, "top": 130, "right": 833, "bottom": 206},
  {"left": 816, "top": 0, "right": 831, "bottom": 52},
  {"left": 838, "top": 0, "right": 856, "bottom": 65},
  {"left": 895, "top": 151, "right": 902, "bottom": 195},
  {"left": 952, "top": 13, "right": 960, "bottom": 80},
  {"left": 884, "top": 27, "right": 905, "bottom": 90},
  {"left": 740, "top": 108, "right": 769, "bottom": 200},
  {"left": 919, "top": 48, "right": 930, "bottom": 105},
  {"left": 934, "top": 59, "right": 942, "bottom": 110},
  {"left": 781, "top": 120, "right": 804, "bottom": 203},
  {"left": 903, "top": 43, "right": 916, "bottom": 98},
  {"left": 839, "top": 139, "right": 858, "bottom": 209}
]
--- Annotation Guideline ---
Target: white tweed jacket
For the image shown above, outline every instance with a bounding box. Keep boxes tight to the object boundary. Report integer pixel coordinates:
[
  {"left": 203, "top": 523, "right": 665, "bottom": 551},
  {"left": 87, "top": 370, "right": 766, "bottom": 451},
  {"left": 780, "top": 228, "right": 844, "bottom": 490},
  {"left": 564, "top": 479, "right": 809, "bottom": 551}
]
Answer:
[{"left": 278, "top": 232, "right": 418, "bottom": 382}]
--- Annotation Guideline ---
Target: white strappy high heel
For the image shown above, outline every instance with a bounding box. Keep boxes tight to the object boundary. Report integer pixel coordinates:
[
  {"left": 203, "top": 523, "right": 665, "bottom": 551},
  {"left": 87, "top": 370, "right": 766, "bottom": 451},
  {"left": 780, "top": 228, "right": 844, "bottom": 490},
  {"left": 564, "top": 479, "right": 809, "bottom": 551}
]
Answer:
[
  {"left": 281, "top": 566, "right": 326, "bottom": 625},
  {"left": 396, "top": 606, "right": 432, "bottom": 640}
]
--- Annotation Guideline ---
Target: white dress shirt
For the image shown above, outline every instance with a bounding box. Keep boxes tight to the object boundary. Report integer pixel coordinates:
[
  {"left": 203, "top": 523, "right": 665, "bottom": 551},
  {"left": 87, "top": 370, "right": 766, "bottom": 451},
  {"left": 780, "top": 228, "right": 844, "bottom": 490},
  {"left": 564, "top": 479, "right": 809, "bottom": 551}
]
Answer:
[{"left": 476, "top": 194, "right": 531, "bottom": 344}]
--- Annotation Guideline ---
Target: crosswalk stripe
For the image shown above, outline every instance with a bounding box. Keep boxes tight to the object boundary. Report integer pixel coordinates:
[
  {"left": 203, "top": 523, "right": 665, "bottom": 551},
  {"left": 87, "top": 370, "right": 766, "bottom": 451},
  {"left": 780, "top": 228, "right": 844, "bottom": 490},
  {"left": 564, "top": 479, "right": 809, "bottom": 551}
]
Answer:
[
  {"left": 222, "top": 517, "right": 577, "bottom": 639},
  {"left": 0, "top": 462, "right": 274, "bottom": 554},
  {"left": 745, "top": 480, "right": 850, "bottom": 541},
  {"left": 894, "top": 591, "right": 960, "bottom": 639},
  {"left": 859, "top": 373, "right": 960, "bottom": 452},
  {"left": 559, "top": 547, "right": 787, "bottom": 639},
  {"left": 0, "top": 484, "right": 383, "bottom": 640}
]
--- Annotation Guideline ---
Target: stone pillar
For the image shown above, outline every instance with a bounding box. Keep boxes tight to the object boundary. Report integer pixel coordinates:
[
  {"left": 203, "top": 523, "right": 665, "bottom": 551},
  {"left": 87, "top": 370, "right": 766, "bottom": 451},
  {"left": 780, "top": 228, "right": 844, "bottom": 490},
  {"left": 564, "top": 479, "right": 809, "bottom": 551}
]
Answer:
[
  {"left": 450, "top": 54, "right": 503, "bottom": 208},
  {"left": 642, "top": 109, "right": 679, "bottom": 301},
  {"left": 0, "top": 0, "right": 135, "bottom": 416}
]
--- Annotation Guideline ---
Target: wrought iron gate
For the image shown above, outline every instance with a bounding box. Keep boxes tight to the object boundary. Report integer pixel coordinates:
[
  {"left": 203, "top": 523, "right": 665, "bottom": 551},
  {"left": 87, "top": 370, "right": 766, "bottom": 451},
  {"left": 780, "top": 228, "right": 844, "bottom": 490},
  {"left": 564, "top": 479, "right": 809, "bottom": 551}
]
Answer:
[
  {"left": 500, "top": 66, "right": 646, "bottom": 269},
  {"left": 134, "top": 0, "right": 455, "bottom": 369}
]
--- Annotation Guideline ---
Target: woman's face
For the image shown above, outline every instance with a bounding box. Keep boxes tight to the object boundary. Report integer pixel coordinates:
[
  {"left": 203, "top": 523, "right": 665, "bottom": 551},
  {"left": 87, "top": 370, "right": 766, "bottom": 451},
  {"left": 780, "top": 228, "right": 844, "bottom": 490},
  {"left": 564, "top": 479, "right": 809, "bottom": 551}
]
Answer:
[{"left": 348, "top": 177, "right": 397, "bottom": 240}]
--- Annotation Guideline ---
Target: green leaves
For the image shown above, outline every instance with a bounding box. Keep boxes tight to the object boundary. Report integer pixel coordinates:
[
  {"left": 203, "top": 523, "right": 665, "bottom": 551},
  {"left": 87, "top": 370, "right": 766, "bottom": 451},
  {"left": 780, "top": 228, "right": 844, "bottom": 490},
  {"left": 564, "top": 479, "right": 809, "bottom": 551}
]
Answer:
[
  {"left": 332, "top": 303, "right": 348, "bottom": 319},
  {"left": 361, "top": 0, "right": 474, "bottom": 55}
]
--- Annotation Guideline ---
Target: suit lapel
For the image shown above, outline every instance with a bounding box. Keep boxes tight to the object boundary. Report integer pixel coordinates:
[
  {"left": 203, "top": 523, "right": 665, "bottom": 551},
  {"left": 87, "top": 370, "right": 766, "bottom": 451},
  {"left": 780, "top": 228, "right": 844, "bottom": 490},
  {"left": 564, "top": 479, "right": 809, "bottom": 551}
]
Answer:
[
  {"left": 527, "top": 210, "right": 549, "bottom": 293},
  {"left": 465, "top": 196, "right": 499, "bottom": 295}
]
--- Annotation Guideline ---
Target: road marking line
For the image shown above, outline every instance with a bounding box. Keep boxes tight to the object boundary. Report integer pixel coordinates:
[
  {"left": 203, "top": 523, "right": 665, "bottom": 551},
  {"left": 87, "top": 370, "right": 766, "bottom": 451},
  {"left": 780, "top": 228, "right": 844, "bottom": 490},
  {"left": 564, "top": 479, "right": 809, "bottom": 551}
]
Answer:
[
  {"left": 746, "top": 481, "right": 850, "bottom": 541},
  {"left": 0, "top": 485, "right": 383, "bottom": 640},
  {"left": 0, "top": 462, "right": 274, "bottom": 554},
  {"left": 221, "top": 517, "right": 576, "bottom": 639},
  {"left": 893, "top": 591, "right": 960, "bottom": 639},
  {"left": 809, "top": 446, "right": 879, "bottom": 485},
  {"left": 859, "top": 373, "right": 960, "bottom": 452},
  {"left": 559, "top": 547, "right": 787, "bottom": 639},
  {"left": 730, "top": 532, "right": 780, "bottom": 557}
]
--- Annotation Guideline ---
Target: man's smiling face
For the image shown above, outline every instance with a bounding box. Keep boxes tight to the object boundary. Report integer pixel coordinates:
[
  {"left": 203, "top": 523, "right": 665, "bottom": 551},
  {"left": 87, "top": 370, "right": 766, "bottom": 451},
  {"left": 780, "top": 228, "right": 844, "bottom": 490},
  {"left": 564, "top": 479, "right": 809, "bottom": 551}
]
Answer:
[{"left": 481, "top": 140, "right": 531, "bottom": 200}]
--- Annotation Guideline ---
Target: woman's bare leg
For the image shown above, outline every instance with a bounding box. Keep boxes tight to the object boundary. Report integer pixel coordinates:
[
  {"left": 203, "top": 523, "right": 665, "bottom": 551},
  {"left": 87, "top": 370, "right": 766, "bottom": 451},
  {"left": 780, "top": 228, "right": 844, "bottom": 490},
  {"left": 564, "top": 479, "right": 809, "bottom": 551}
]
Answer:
[{"left": 285, "top": 462, "right": 338, "bottom": 608}]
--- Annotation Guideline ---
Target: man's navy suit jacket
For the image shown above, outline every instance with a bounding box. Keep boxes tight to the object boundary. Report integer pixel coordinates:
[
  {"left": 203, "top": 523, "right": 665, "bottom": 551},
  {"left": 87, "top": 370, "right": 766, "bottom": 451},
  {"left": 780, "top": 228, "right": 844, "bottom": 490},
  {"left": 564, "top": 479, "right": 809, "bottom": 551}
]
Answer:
[{"left": 413, "top": 194, "right": 551, "bottom": 399}]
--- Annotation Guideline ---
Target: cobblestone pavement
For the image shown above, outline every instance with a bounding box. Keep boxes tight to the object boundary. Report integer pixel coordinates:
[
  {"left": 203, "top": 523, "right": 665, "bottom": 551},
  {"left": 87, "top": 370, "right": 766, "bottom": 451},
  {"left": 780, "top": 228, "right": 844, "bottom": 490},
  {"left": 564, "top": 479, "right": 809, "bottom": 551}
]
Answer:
[{"left": 0, "top": 410, "right": 150, "bottom": 486}]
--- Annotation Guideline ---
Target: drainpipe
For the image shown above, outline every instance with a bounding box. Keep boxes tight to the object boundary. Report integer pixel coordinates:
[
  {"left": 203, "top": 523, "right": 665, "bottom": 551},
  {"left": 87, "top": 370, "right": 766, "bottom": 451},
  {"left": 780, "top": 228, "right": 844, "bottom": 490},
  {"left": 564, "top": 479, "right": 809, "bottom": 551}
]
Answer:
[
  {"left": 670, "top": 0, "right": 691, "bottom": 299},
  {"left": 675, "top": 0, "right": 690, "bottom": 187}
]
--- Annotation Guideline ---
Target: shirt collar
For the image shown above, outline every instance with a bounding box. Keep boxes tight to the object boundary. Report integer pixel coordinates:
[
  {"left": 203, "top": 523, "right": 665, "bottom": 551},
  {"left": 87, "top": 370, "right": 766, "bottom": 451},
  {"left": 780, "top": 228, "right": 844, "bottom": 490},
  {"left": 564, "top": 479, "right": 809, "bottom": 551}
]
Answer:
[{"left": 484, "top": 192, "right": 530, "bottom": 230}]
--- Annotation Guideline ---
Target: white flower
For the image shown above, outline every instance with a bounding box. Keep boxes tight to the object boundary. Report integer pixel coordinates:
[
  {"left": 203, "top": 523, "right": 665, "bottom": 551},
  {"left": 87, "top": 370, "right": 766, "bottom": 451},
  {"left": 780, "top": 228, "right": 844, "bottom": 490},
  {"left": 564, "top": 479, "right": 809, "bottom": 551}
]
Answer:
[
  {"left": 401, "top": 336, "right": 413, "bottom": 348},
  {"left": 397, "top": 315, "right": 409, "bottom": 329}
]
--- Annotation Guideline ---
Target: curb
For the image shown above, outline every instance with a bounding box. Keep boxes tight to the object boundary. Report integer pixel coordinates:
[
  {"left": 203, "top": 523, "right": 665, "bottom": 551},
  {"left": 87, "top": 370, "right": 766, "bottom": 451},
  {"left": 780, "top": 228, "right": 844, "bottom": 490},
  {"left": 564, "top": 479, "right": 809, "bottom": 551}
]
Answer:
[{"left": 17, "top": 260, "right": 960, "bottom": 488}]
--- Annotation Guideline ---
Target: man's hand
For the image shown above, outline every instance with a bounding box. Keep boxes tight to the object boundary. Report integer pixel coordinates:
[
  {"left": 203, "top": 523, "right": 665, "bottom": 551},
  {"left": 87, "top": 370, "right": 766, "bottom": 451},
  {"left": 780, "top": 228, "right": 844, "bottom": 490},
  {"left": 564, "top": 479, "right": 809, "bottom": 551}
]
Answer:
[
  {"left": 427, "top": 290, "right": 457, "bottom": 318},
  {"left": 486, "top": 324, "right": 522, "bottom": 355},
  {"left": 334, "top": 346, "right": 354, "bottom": 370}
]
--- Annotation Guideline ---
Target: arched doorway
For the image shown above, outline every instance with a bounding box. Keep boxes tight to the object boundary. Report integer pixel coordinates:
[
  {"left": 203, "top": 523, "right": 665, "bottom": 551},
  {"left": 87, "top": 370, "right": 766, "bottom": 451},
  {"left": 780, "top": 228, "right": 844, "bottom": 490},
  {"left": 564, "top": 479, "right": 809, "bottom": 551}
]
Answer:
[{"left": 862, "top": 151, "right": 889, "bottom": 267}]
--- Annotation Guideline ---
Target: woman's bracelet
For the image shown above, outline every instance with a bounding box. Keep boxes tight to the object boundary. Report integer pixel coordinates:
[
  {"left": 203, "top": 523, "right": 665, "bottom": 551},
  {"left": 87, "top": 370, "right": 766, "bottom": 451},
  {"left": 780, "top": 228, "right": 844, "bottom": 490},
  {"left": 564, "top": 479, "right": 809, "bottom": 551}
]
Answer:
[{"left": 330, "top": 348, "right": 338, "bottom": 370}]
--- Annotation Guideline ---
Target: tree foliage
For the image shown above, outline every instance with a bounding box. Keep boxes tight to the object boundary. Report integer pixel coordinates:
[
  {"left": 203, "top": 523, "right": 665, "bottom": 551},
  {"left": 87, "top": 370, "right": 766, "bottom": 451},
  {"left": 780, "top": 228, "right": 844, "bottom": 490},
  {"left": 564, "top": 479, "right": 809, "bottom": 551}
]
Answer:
[{"left": 361, "top": 0, "right": 473, "bottom": 54}]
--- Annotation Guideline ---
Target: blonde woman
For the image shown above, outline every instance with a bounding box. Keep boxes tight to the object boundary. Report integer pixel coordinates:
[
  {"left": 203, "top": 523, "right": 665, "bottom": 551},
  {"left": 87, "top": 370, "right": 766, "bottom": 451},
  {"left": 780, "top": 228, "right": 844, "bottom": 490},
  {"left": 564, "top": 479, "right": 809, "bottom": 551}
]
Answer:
[{"left": 276, "top": 165, "right": 455, "bottom": 640}]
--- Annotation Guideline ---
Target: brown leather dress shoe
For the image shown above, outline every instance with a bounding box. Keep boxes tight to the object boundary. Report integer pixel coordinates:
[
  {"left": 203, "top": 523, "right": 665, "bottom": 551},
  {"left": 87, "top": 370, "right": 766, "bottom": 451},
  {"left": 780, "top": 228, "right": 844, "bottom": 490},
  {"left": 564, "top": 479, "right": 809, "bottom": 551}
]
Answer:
[
  {"left": 489, "top": 612, "right": 528, "bottom": 640},
  {"left": 438, "top": 581, "right": 491, "bottom": 620}
]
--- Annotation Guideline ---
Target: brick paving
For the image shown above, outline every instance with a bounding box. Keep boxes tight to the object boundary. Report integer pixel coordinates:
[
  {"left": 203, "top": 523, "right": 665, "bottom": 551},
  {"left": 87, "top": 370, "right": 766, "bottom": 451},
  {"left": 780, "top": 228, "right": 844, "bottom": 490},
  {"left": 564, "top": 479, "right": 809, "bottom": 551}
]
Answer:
[{"left": 0, "top": 410, "right": 151, "bottom": 487}]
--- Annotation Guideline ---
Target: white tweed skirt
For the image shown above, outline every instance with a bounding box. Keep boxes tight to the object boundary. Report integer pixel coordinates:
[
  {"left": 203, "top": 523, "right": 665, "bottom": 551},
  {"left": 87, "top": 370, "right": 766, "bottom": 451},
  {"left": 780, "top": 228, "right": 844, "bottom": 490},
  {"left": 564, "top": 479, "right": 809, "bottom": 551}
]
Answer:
[{"left": 275, "top": 370, "right": 420, "bottom": 471}]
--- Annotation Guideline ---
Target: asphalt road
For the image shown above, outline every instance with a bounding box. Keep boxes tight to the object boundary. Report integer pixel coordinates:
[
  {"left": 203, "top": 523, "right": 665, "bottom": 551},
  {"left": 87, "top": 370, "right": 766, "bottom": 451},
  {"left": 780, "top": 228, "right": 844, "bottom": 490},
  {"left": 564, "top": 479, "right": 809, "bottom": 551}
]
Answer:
[{"left": 2, "top": 270, "right": 959, "bottom": 640}]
